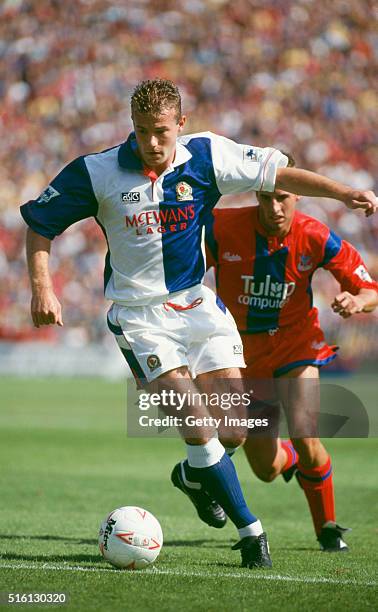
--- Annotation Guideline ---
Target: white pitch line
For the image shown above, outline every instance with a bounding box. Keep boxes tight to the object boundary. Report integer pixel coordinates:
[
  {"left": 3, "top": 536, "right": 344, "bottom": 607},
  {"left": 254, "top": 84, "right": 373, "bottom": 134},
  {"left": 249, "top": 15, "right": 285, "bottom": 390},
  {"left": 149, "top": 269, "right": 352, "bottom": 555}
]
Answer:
[{"left": 0, "top": 562, "right": 376, "bottom": 587}]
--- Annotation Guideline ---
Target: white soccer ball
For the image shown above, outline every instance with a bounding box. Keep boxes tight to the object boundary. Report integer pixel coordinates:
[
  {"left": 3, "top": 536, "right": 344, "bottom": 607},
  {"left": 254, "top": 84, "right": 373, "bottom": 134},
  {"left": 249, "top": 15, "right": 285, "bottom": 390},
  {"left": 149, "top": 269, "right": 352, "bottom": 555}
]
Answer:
[{"left": 98, "top": 506, "right": 163, "bottom": 570}]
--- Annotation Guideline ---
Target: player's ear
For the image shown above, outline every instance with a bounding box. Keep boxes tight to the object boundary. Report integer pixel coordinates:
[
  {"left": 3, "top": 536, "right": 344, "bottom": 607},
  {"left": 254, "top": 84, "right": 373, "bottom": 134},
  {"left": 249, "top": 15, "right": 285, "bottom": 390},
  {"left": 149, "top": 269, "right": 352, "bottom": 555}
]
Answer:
[{"left": 178, "top": 115, "right": 186, "bottom": 131}]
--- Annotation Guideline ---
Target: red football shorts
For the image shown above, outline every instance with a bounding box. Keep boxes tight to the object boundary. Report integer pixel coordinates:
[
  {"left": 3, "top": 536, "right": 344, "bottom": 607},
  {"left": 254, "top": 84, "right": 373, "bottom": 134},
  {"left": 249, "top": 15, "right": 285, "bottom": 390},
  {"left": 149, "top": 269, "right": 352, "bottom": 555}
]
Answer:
[{"left": 242, "top": 310, "right": 338, "bottom": 379}]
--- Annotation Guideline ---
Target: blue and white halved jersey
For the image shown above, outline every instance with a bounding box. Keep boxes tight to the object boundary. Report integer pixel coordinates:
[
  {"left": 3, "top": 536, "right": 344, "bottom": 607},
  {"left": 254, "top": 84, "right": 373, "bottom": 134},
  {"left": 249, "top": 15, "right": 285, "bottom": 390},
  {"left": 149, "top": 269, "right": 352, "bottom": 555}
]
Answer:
[{"left": 20, "top": 131, "right": 288, "bottom": 305}]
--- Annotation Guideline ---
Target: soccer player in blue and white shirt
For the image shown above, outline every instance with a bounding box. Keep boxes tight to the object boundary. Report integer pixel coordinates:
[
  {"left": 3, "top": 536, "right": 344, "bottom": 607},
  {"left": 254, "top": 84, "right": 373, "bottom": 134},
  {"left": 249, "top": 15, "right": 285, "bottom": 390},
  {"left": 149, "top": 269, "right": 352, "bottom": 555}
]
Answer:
[{"left": 21, "top": 79, "right": 377, "bottom": 569}]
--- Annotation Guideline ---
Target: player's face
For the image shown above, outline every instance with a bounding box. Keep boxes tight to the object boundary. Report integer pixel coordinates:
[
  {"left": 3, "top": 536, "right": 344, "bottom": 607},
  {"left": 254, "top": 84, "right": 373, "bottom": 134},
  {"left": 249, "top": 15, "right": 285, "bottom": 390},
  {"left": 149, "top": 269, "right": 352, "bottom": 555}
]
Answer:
[
  {"left": 132, "top": 107, "right": 186, "bottom": 175},
  {"left": 256, "top": 189, "right": 300, "bottom": 236}
]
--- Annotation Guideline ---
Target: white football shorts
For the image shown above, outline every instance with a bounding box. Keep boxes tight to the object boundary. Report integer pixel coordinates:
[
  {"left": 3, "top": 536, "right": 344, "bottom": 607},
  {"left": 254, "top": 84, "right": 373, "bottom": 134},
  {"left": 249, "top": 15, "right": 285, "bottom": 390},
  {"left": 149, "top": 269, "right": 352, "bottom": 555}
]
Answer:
[{"left": 107, "top": 284, "right": 246, "bottom": 382}]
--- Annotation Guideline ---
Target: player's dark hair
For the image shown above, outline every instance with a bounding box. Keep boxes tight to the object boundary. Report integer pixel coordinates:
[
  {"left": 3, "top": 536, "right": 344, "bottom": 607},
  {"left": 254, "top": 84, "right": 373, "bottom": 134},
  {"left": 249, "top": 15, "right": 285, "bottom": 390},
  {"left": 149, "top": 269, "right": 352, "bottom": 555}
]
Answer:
[
  {"left": 131, "top": 79, "right": 182, "bottom": 122},
  {"left": 280, "top": 151, "right": 296, "bottom": 167}
]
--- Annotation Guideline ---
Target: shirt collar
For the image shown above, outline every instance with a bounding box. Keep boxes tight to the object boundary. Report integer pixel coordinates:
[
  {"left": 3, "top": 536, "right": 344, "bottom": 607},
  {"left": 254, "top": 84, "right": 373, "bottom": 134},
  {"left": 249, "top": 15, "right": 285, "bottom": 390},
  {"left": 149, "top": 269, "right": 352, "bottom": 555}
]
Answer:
[
  {"left": 118, "top": 133, "right": 192, "bottom": 171},
  {"left": 118, "top": 133, "right": 143, "bottom": 170},
  {"left": 172, "top": 141, "right": 192, "bottom": 167}
]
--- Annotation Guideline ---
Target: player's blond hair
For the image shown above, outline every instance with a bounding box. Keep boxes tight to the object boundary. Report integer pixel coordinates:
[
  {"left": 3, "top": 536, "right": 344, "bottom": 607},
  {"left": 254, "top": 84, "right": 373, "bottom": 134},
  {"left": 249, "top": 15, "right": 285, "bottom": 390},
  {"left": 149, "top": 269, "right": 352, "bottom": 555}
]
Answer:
[{"left": 131, "top": 79, "right": 182, "bottom": 121}]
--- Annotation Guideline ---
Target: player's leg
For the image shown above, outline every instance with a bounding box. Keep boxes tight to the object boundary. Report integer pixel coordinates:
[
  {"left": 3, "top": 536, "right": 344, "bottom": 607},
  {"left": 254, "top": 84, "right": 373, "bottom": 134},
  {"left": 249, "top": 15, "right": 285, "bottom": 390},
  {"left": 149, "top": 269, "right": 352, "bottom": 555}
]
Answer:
[
  {"left": 279, "top": 365, "right": 349, "bottom": 551},
  {"left": 240, "top": 337, "right": 298, "bottom": 484},
  {"left": 152, "top": 365, "right": 228, "bottom": 530},
  {"left": 111, "top": 286, "right": 271, "bottom": 566},
  {"left": 107, "top": 299, "right": 230, "bottom": 530},
  {"left": 167, "top": 365, "right": 271, "bottom": 567},
  {"left": 243, "top": 436, "right": 297, "bottom": 482},
  {"left": 194, "top": 367, "right": 271, "bottom": 567}
]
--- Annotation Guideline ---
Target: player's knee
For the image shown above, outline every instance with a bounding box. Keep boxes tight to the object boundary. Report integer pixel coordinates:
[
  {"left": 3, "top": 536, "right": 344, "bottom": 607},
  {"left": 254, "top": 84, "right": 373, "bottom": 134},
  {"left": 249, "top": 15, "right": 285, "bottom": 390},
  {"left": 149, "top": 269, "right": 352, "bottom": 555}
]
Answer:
[
  {"left": 243, "top": 439, "right": 281, "bottom": 481},
  {"left": 291, "top": 437, "right": 322, "bottom": 462},
  {"left": 253, "top": 462, "right": 279, "bottom": 483},
  {"left": 219, "top": 434, "right": 246, "bottom": 449}
]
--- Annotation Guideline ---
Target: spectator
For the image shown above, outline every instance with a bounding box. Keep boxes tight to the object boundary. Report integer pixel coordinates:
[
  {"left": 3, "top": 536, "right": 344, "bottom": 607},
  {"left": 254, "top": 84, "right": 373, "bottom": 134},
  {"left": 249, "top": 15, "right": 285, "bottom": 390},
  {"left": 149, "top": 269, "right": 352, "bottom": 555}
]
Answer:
[{"left": 1, "top": 0, "right": 377, "bottom": 360}]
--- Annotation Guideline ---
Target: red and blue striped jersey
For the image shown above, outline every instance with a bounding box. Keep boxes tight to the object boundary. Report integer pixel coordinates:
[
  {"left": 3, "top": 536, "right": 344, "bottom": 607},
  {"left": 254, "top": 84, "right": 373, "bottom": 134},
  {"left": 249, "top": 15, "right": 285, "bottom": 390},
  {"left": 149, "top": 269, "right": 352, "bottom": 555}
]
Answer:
[{"left": 206, "top": 206, "right": 378, "bottom": 333}]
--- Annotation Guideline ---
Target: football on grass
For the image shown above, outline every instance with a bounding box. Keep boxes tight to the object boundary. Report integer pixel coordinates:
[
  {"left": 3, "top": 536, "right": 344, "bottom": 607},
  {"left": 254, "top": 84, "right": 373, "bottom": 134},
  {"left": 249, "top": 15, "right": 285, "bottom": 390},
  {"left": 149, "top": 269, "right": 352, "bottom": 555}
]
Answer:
[{"left": 98, "top": 506, "right": 163, "bottom": 569}]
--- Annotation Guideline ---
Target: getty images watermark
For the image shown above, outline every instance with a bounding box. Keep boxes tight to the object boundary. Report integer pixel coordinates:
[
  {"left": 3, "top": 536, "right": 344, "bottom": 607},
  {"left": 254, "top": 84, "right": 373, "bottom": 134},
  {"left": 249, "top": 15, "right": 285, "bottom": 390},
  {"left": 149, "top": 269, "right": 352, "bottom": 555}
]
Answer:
[
  {"left": 137, "top": 388, "right": 269, "bottom": 431},
  {"left": 126, "top": 377, "right": 375, "bottom": 439}
]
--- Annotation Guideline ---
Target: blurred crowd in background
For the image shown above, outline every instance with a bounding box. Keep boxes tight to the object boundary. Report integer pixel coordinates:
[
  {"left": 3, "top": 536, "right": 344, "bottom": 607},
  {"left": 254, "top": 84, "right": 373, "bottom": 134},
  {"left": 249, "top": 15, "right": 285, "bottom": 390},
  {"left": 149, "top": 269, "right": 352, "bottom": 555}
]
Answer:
[{"left": 1, "top": 0, "right": 377, "bottom": 368}]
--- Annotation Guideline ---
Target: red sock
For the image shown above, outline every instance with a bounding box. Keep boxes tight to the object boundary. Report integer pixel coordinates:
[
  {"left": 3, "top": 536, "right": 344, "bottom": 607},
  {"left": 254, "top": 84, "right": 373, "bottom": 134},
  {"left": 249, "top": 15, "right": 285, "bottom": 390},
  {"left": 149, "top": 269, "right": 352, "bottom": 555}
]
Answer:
[
  {"left": 281, "top": 440, "right": 298, "bottom": 472},
  {"left": 297, "top": 456, "right": 335, "bottom": 536}
]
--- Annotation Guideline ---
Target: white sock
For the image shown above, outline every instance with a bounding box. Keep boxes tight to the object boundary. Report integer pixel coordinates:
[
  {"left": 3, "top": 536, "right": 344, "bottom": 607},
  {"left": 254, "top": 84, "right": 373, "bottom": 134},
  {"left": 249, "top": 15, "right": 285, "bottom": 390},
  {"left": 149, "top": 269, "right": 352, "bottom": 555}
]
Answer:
[
  {"left": 186, "top": 438, "right": 225, "bottom": 468},
  {"left": 238, "top": 519, "right": 263, "bottom": 539}
]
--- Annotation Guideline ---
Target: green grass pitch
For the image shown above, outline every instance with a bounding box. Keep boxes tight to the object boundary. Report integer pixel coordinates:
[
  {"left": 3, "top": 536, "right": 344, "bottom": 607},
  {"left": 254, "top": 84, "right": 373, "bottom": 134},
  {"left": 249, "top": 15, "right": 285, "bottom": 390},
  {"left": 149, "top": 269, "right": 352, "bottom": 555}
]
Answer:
[{"left": 0, "top": 376, "right": 377, "bottom": 611}]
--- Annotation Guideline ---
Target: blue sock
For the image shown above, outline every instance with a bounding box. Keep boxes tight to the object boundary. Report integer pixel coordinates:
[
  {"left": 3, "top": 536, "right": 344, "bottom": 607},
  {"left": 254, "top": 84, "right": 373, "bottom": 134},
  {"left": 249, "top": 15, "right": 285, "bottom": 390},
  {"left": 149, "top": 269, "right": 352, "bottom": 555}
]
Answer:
[
  {"left": 182, "top": 444, "right": 237, "bottom": 484},
  {"left": 189, "top": 454, "right": 257, "bottom": 529}
]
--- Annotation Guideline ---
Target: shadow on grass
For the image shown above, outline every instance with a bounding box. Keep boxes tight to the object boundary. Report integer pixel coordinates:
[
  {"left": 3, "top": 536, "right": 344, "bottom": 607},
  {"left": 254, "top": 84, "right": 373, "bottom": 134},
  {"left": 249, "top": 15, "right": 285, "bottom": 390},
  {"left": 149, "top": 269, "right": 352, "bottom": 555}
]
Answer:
[
  {"left": 0, "top": 552, "right": 103, "bottom": 564},
  {"left": 276, "top": 546, "right": 317, "bottom": 552},
  {"left": 162, "top": 539, "right": 231, "bottom": 548},
  {"left": 0, "top": 534, "right": 235, "bottom": 563},
  {"left": 0, "top": 534, "right": 233, "bottom": 549},
  {"left": 0, "top": 534, "right": 95, "bottom": 545}
]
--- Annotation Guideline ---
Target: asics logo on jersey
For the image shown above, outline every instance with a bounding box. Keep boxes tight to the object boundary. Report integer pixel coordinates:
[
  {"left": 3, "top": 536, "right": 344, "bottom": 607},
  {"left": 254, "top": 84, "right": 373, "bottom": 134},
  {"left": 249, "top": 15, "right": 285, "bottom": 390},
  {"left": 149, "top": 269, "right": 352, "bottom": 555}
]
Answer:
[
  {"left": 122, "top": 191, "right": 141, "bottom": 202},
  {"left": 125, "top": 205, "right": 195, "bottom": 235},
  {"left": 238, "top": 274, "right": 296, "bottom": 309}
]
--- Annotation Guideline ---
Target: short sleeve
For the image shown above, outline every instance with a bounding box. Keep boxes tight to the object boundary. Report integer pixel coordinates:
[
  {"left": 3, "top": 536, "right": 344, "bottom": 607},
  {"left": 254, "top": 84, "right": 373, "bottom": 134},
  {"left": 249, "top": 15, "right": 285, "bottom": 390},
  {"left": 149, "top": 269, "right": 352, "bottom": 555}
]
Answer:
[
  {"left": 322, "top": 233, "right": 378, "bottom": 294},
  {"left": 209, "top": 133, "right": 288, "bottom": 195},
  {"left": 20, "top": 156, "right": 98, "bottom": 239}
]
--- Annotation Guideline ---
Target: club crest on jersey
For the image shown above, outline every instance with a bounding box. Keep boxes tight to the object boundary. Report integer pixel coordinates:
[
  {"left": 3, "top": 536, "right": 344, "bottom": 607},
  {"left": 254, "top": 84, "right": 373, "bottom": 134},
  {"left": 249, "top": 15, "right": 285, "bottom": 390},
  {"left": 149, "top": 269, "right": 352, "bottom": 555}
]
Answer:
[
  {"left": 297, "top": 254, "right": 313, "bottom": 272},
  {"left": 147, "top": 355, "right": 161, "bottom": 372},
  {"left": 176, "top": 182, "right": 193, "bottom": 201},
  {"left": 36, "top": 185, "right": 60, "bottom": 204}
]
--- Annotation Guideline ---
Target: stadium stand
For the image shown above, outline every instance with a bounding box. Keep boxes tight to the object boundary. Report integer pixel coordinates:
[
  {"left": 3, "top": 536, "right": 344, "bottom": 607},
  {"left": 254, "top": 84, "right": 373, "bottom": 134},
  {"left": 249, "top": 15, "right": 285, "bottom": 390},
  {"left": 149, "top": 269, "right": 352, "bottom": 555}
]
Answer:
[{"left": 1, "top": 0, "right": 377, "bottom": 371}]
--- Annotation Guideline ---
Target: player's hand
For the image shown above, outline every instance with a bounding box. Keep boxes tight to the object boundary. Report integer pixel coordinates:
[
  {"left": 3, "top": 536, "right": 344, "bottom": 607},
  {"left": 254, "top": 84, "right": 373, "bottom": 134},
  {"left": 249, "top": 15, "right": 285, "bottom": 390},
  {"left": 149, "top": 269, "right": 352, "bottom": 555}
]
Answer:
[
  {"left": 343, "top": 190, "right": 378, "bottom": 217},
  {"left": 331, "top": 292, "right": 366, "bottom": 318},
  {"left": 31, "top": 288, "right": 63, "bottom": 328}
]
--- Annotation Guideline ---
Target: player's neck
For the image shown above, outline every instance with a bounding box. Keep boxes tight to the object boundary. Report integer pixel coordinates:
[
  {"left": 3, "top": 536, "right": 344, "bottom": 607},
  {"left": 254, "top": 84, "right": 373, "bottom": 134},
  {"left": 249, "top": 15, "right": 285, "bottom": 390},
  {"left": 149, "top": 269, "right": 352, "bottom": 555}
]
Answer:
[
  {"left": 139, "top": 150, "right": 176, "bottom": 177},
  {"left": 258, "top": 217, "right": 292, "bottom": 239},
  {"left": 270, "top": 226, "right": 291, "bottom": 239}
]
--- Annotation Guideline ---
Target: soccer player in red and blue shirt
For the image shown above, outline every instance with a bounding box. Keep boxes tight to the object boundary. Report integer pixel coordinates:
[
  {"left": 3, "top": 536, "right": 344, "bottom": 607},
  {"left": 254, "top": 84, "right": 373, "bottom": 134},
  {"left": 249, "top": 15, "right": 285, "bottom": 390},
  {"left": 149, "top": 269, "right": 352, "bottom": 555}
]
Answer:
[{"left": 206, "top": 155, "right": 378, "bottom": 552}]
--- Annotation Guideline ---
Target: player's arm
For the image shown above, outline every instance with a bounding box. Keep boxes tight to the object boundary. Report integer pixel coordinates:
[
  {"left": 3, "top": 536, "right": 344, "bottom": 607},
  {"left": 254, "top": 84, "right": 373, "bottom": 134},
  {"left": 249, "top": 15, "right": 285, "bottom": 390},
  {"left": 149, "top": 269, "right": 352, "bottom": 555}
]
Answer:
[
  {"left": 332, "top": 288, "right": 378, "bottom": 318},
  {"left": 320, "top": 232, "right": 378, "bottom": 318},
  {"left": 26, "top": 228, "right": 63, "bottom": 328},
  {"left": 209, "top": 134, "right": 376, "bottom": 217},
  {"left": 275, "top": 167, "right": 377, "bottom": 217},
  {"left": 20, "top": 156, "right": 99, "bottom": 328}
]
